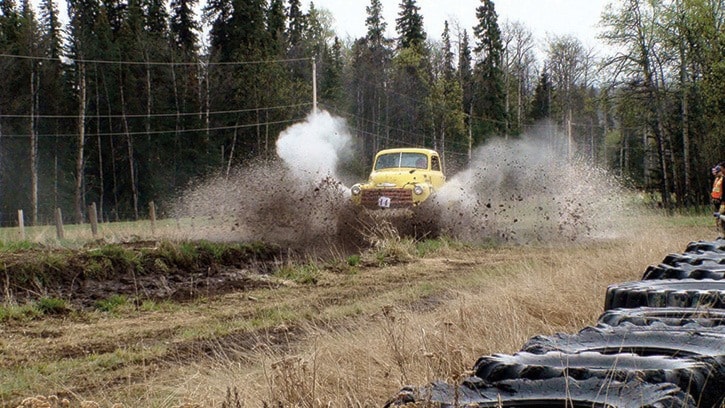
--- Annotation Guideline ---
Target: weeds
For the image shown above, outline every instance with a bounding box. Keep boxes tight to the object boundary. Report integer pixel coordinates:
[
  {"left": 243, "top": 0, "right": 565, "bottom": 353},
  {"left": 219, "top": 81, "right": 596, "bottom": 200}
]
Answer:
[
  {"left": 274, "top": 263, "right": 320, "bottom": 284},
  {"left": 357, "top": 219, "right": 418, "bottom": 266},
  {"left": 95, "top": 294, "right": 129, "bottom": 313},
  {"left": 0, "top": 240, "right": 39, "bottom": 252},
  {"left": 378, "top": 305, "right": 412, "bottom": 384},
  {"left": 221, "top": 387, "right": 243, "bottom": 408},
  {"left": 0, "top": 303, "right": 38, "bottom": 321},
  {"left": 266, "top": 355, "right": 318, "bottom": 406},
  {"left": 35, "top": 297, "right": 69, "bottom": 315},
  {"left": 87, "top": 244, "right": 141, "bottom": 276}
]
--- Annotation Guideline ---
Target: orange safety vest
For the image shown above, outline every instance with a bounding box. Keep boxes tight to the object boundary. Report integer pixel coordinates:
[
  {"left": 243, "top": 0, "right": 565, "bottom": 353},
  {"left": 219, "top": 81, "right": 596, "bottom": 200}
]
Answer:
[{"left": 713, "top": 176, "right": 723, "bottom": 200}]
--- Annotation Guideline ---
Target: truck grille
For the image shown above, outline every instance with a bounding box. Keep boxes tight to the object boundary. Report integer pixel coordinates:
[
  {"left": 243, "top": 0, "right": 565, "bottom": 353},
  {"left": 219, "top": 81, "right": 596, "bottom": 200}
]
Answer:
[{"left": 360, "top": 189, "right": 413, "bottom": 208}]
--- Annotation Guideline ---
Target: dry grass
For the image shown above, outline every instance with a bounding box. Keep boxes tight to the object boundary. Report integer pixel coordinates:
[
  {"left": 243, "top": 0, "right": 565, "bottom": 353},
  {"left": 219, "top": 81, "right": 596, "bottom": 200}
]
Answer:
[
  {"left": 0, "top": 216, "right": 246, "bottom": 247},
  {"left": 2, "top": 212, "right": 715, "bottom": 407},
  {"left": 176, "top": 214, "right": 712, "bottom": 407}
]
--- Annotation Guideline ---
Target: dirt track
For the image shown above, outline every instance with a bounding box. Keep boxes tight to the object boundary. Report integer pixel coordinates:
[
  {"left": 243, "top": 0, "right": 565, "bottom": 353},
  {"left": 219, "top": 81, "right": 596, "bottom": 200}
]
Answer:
[{"left": 0, "top": 242, "right": 538, "bottom": 406}]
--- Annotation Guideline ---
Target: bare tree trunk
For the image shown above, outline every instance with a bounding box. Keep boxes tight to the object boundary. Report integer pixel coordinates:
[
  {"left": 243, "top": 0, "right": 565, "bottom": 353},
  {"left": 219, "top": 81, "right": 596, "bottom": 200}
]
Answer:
[
  {"left": 119, "top": 69, "right": 139, "bottom": 220},
  {"left": 102, "top": 73, "right": 120, "bottom": 221},
  {"left": 265, "top": 109, "right": 270, "bottom": 159},
  {"left": 30, "top": 65, "right": 39, "bottom": 226},
  {"left": 619, "top": 132, "right": 625, "bottom": 177},
  {"left": 226, "top": 121, "right": 239, "bottom": 178},
  {"left": 204, "top": 62, "right": 210, "bottom": 150},
  {"left": 171, "top": 61, "right": 181, "bottom": 187},
  {"left": 94, "top": 65, "right": 104, "bottom": 221},
  {"left": 680, "top": 46, "right": 692, "bottom": 205},
  {"left": 75, "top": 62, "right": 87, "bottom": 224}
]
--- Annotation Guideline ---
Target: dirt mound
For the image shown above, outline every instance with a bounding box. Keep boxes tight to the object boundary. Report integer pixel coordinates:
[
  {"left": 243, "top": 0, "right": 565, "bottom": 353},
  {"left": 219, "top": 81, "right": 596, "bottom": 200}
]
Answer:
[{"left": 0, "top": 241, "right": 283, "bottom": 308}]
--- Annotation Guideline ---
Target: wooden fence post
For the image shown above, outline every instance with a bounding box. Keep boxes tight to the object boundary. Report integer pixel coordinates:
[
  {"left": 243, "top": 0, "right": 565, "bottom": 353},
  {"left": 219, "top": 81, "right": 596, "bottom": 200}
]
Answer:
[
  {"left": 17, "top": 210, "right": 25, "bottom": 240},
  {"left": 149, "top": 201, "right": 156, "bottom": 235},
  {"left": 55, "top": 208, "right": 64, "bottom": 240},
  {"left": 89, "top": 202, "right": 98, "bottom": 238}
]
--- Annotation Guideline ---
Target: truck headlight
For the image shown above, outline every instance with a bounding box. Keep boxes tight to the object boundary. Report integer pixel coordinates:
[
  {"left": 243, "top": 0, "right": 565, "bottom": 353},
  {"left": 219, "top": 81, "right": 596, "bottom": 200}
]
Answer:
[
  {"left": 413, "top": 185, "right": 424, "bottom": 195},
  {"left": 351, "top": 185, "right": 361, "bottom": 195}
]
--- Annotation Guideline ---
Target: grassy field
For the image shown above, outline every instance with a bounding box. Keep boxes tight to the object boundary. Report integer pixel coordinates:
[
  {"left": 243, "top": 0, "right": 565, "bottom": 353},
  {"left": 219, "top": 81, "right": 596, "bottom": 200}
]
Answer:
[{"left": 0, "top": 210, "right": 717, "bottom": 407}]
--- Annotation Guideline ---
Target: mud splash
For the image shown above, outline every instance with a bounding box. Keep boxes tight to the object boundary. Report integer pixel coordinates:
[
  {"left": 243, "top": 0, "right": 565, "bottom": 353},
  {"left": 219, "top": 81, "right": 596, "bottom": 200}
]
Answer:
[
  {"left": 172, "top": 113, "right": 626, "bottom": 250},
  {"left": 171, "top": 111, "right": 355, "bottom": 251},
  {"left": 435, "top": 137, "right": 626, "bottom": 244}
]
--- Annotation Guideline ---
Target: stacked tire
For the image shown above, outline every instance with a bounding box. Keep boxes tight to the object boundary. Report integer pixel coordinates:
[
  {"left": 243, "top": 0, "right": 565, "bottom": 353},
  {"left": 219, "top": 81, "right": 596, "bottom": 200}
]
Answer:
[{"left": 384, "top": 238, "right": 725, "bottom": 407}]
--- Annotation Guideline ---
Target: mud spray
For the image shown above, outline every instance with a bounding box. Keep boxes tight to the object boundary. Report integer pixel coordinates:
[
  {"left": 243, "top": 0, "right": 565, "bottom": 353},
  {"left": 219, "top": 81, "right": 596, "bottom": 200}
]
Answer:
[{"left": 173, "top": 111, "right": 626, "bottom": 250}]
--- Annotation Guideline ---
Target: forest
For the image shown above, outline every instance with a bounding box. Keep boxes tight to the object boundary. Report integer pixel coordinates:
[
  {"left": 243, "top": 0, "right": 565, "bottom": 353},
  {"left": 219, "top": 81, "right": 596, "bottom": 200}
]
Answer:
[{"left": 0, "top": 0, "right": 723, "bottom": 226}]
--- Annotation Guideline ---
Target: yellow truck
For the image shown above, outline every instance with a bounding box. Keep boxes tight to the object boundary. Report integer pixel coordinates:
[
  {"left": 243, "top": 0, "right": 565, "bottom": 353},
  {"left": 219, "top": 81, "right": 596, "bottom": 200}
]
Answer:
[{"left": 349, "top": 148, "right": 446, "bottom": 209}]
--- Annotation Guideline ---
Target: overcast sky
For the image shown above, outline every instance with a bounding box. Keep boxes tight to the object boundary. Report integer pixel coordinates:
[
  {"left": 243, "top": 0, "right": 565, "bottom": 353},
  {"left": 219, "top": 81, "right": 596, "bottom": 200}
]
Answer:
[{"left": 312, "top": 0, "right": 611, "bottom": 51}]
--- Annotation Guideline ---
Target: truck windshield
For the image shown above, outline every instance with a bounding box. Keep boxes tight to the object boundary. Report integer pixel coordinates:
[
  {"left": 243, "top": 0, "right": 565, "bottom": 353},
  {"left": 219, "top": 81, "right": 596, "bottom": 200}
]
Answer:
[{"left": 375, "top": 153, "right": 427, "bottom": 170}]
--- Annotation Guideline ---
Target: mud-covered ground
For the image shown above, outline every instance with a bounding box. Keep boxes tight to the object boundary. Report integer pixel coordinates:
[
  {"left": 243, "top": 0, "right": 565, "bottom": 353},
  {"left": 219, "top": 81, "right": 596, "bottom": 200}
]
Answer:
[{"left": 0, "top": 240, "right": 285, "bottom": 309}]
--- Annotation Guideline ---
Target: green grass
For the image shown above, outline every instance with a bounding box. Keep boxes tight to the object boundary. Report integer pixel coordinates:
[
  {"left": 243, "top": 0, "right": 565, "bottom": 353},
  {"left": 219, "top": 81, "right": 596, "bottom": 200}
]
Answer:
[
  {"left": 35, "top": 297, "right": 70, "bottom": 315},
  {"left": 275, "top": 264, "right": 320, "bottom": 284},
  {"left": 95, "top": 294, "right": 130, "bottom": 313},
  {"left": 0, "top": 303, "right": 39, "bottom": 322},
  {"left": 0, "top": 240, "right": 41, "bottom": 252}
]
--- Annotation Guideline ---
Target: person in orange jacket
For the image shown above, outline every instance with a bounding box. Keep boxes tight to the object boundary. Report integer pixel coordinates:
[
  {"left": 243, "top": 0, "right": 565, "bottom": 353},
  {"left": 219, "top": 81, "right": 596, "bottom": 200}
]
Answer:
[{"left": 712, "top": 164, "right": 724, "bottom": 233}]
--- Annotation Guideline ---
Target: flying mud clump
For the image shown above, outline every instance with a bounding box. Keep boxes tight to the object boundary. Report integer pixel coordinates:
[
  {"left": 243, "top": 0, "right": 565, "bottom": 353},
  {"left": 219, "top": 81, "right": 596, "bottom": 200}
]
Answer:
[
  {"left": 171, "top": 110, "right": 355, "bottom": 250},
  {"left": 173, "top": 112, "right": 627, "bottom": 248},
  {"left": 435, "top": 135, "right": 626, "bottom": 244}
]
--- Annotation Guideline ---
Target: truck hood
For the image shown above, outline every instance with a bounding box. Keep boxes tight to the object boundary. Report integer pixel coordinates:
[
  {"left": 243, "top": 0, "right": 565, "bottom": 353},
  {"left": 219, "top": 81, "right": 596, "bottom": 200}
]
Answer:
[{"left": 367, "top": 169, "right": 427, "bottom": 187}]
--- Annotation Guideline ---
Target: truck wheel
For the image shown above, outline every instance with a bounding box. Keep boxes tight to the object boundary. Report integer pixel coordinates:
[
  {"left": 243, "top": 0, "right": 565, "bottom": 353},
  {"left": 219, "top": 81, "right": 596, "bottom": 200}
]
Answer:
[
  {"left": 604, "top": 279, "right": 725, "bottom": 310},
  {"left": 411, "top": 200, "right": 441, "bottom": 239},
  {"left": 384, "top": 376, "right": 696, "bottom": 407},
  {"left": 335, "top": 202, "right": 370, "bottom": 251}
]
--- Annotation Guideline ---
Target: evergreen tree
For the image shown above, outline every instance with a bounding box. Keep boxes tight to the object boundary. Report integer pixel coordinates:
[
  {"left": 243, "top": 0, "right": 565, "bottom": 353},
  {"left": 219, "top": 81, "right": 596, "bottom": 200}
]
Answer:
[
  {"left": 304, "top": 2, "right": 333, "bottom": 58},
  {"left": 39, "top": 0, "right": 62, "bottom": 58},
  {"left": 441, "top": 20, "right": 454, "bottom": 83},
  {"left": 472, "top": 0, "right": 506, "bottom": 140},
  {"left": 144, "top": 0, "right": 168, "bottom": 34},
  {"left": 170, "top": 0, "right": 198, "bottom": 56},
  {"left": 287, "top": 0, "right": 305, "bottom": 49},
  {"left": 266, "top": 0, "right": 286, "bottom": 55},
  {"left": 529, "top": 67, "right": 552, "bottom": 121},
  {"left": 429, "top": 21, "right": 465, "bottom": 163},
  {"left": 348, "top": 0, "right": 393, "bottom": 162},
  {"left": 458, "top": 29, "right": 473, "bottom": 133},
  {"left": 390, "top": 0, "right": 431, "bottom": 147},
  {"left": 320, "top": 36, "right": 343, "bottom": 106},
  {"left": 203, "top": 0, "right": 233, "bottom": 61},
  {"left": 365, "top": 0, "right": 386, "bottom": 46},
  {"left": 395, "top": 0, "right": 425, "bottom": 51}
]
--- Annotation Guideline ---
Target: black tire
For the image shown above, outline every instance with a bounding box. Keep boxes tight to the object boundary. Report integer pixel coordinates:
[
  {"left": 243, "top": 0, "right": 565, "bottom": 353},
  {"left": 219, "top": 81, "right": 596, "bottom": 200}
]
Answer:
[
  {"left": 642, "top": 263, "right": 725, "bottom": 280},
  {"left": 685, "top": 239, "right": 725, "bottom": 253},
  {"left": 663, "top": 251, "right": 725, "bottom": 266},
  {"left": 473, "top": 351, "right": 724, "bottom": 408},
  {"left": 604, "top": 279, "right": 725, "bottom": 310},
  {"left": 598, "top": 307, "right": 725, "bottom": 328},
  {"left": 521, "top": 323, "right": 725, "bottom": 358},
  {"left": 383, "top": 377, "right": 696, "bottom": 407},
  {"left": 334, "top": 202, "right": 371, "bottom": 251}
]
